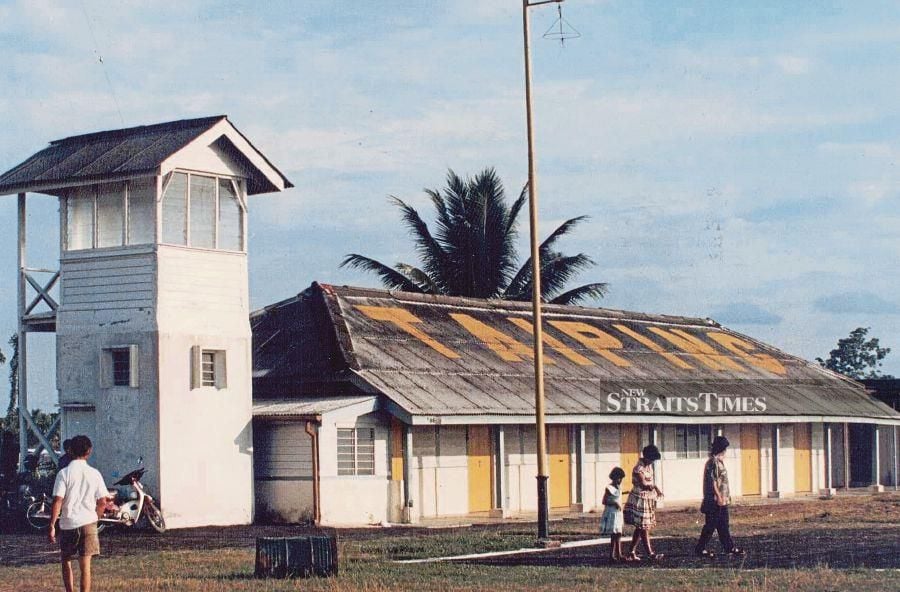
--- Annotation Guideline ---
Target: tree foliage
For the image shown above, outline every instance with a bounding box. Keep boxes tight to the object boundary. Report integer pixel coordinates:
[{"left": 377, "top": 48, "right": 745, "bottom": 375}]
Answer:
[
  {"left": 341, "top": 168, "right": 608, "bottom": 305},
  {"left": 816, "top": 327, "right": 893, "bottom": 380}
]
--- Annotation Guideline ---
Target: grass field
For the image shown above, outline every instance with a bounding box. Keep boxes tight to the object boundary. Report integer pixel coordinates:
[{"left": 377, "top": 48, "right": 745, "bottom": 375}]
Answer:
[{"left": 1, "top": 492, "right": 897, "bottom": 591}]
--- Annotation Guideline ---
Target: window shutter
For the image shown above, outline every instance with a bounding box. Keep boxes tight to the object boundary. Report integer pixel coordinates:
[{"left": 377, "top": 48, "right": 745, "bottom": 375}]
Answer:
[
  {"left": 214, "top": 351, "right": 227, "bottom": 389},
  {"left": 129, "top": 345, "right": 140, "bottom": 388},
  {"left": 99, "top": 350, "right": 111, "bottom": 388},
  {"left": 190, "top": 345, "right": 202, "bottom": 389}
]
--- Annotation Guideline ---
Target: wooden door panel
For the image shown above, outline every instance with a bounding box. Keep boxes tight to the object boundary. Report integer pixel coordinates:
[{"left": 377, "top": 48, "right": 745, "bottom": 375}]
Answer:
[
  {"left": 620, "top": 425, "right": 640, "bottom": 494},
  {"left": 548, "top": 426, "right": 570, "bottom": 508},
  {"left": 794, "top": 423, "right": 812, "bottom": 493},
  {"left": 740, "top": 424, "right": 761, "bottom": 495},
  {"left": 467, "top": 426, "right": 493, "bottom": 512}
]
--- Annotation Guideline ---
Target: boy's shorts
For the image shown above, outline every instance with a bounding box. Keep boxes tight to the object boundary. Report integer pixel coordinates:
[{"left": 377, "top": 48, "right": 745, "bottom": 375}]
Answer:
[{"left": 59, "top": 523, "right": 100, "bottom": 561}]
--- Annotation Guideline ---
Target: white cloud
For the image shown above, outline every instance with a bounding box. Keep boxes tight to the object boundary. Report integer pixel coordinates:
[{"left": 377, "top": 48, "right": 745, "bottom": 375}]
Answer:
[{"left": 774, "top": 55, "right": 811, "bottom": 75}]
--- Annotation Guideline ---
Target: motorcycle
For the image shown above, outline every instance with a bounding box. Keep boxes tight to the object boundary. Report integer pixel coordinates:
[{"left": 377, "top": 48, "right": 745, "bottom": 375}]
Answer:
[
  {"left": 2, "top": 483, "right": 37, "bottom": 531},
  {"left": 98, "top": 466, "right": 166, "bottom": 533},
  {"left": 25, "top": 491, "right": 51, "bottom": 529},
  {"left": 25, "top": 465, "right": 166, "bottom": 533}
]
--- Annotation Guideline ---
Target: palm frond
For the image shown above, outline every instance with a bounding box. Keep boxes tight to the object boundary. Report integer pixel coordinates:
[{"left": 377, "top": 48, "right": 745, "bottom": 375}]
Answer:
[
  {"left": 395, "top": 263, "right": 439, "bottom": 294},
  {"left": 340, "top": 254, "right": 424, "bottom": 293},
  {"left": 390, "top": 197, "right": 451, "bottom": 291},
  {"left": 540, "top": 216, "right": 590, "bottom": 253},
  {"left": 549, "top": 283, "right": 609, "bottom": 305},
  {"left": 539, "top": 253, "right": 596, "bottom": 299}
]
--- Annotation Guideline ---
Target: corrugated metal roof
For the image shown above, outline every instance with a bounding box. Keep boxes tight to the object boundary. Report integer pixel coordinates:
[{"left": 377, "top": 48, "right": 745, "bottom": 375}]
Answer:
[
  {"left": 253, "top": 396, "right": 376, "bottom": 418},
  {"left": 0, "top": 115, "right": 292, "bottom": 196},
  {"left": 251, "top": 283, "right": 900, "bottom": 422}
]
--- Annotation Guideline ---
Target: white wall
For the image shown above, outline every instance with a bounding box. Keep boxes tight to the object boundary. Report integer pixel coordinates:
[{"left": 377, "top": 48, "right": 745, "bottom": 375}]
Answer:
[
  {"left": 582, "top": 424, "right": 621, "bottom": 512},
  {"left": 319, "top": 411, "right": 393, "bottom": 525},
  {"left": 408, "top": 425, "right": 469, "bottom": 520},
  {"left": 155, "top": 246, "right": 254, "bottom": 528},
  {"left": 57, "top": 247, "right": 160, "bottom": 500}
]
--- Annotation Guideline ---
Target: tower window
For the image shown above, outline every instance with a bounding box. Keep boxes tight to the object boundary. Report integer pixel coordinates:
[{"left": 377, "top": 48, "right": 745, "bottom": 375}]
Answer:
[
  {"left": 162, "top": 171, "right": 244, "bottom": 251},
  {"left": 101, "top": 345, "right": 139, "bottom": 388},
  {"left": 201, "top": 351, "right": 216, "bottom": 386},
  {"left": 191, "top": 346, "right": 226, "bottom": 389}
]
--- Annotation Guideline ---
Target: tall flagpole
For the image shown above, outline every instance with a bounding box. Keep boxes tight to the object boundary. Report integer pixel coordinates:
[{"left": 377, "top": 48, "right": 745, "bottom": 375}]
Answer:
[{"left": 522, "top": 0, "right": 563, "bottom": 545}]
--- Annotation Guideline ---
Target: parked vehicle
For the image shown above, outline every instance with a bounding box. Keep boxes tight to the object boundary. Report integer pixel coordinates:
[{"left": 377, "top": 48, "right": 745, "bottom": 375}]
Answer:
[
  {"left": 99, "top": 466, "right": 166, "bottom": 533},
  {"left": 25, "top": 492, "right": 51, "bottom": 529},
  {"left": 1, "top": 482, "right": 37, "bottom": 531},
  {"left": 23, "top": 464, "right": 166, "bottom": 534}
]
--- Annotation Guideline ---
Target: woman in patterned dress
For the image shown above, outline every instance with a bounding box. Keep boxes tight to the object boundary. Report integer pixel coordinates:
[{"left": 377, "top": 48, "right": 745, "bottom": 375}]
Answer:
[{"left": 624, "top": 444, "right": 664, "bottom": 561}]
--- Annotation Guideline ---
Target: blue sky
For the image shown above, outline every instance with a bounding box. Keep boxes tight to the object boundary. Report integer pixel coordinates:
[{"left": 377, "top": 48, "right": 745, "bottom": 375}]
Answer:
[{"left": 1, "top": 1, "right": 899, "bottom": 409}]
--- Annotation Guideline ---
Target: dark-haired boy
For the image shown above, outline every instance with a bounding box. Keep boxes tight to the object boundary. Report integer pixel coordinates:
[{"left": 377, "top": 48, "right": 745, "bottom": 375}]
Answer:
[{"left": 48, "top": 435, "right": 110, "bottom": 592}]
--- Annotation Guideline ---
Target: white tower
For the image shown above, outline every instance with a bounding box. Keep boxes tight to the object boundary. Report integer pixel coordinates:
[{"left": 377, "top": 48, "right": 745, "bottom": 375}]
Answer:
[{"left": 0, "top": 116, "right": 292, "bottom": 527}]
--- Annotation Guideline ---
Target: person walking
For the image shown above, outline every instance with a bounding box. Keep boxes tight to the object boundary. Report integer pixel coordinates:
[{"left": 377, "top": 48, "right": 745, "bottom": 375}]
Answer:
[
  {"left": 624, "top": 444, "right": 664, "bottom": 561},
  {"left": 48, "top": 435, "right": 110, "bottom": 592},
  {"left": 599, "top": 467, "right": 626, "bottom": 562},
  {"left": 695, "top": 435, "right": 745, "bottom": 557}
]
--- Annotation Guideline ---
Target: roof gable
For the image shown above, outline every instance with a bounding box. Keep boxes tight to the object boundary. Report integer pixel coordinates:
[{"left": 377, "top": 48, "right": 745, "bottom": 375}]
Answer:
[{"left": 0, "top": 116, "right": 292, "bottom": 196}]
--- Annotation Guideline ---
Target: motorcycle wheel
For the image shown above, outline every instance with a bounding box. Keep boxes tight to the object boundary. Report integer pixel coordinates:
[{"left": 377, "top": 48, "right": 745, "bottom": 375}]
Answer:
[
  {"left": 25, "top": 499, "right": 51, "bottom": 530},
  {"left": 144, "top": 500, "right": 166, "bottom": 533}
]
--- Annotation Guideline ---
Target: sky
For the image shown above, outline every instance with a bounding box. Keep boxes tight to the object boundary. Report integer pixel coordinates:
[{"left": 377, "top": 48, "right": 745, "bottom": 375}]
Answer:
[{"left": 0, "top": 0, "right": 898, "bottom": 411}]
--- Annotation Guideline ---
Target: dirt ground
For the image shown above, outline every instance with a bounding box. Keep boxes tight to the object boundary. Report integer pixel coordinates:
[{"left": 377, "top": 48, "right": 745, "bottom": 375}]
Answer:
[{"left": 1, "top": 492, "right": 898, "bottom": 571}]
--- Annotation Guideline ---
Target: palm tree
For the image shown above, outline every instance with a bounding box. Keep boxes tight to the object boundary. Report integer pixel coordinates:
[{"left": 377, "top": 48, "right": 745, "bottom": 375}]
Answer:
[{"left": 341, "top": 168, "right": 608, "bottom": 305}]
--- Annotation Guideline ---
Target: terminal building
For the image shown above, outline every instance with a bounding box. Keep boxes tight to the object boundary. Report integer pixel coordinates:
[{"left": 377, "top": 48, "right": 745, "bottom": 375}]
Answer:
[
  {"left": 250, "top": 283, "right": 900, "bottom": 525},
  {"left": 1, "top": 118, "right": 896, "bottom": 528}
]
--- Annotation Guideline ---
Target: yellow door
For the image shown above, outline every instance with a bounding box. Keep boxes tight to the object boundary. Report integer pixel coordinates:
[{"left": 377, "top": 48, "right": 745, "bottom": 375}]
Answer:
[
  {"left": 467, "top": 426, "right": 493, "bottom": 512},
  {"left": 794, "top": 423, "right": 812, "bottom": 493},
  {"left": 740, "top": 424, "right": 761, "bottom": 496},
  {"left": 390, "top": 418, "right": 404, "bottom": 482},
  {"left": 548, "top": 426, "right": 571, "bottom": 508},
  {"left": 620, "top": 424, "right": 641, "bottom": 494}
]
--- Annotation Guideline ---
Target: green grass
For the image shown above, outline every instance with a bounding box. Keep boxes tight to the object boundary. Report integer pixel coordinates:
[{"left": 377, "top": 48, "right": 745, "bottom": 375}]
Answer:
[
  {"left": 1, "top": 548, "right": 897, "bottom": 592},
  {"left": 1, "top": 493, "right": 897, "bottom": 591}
]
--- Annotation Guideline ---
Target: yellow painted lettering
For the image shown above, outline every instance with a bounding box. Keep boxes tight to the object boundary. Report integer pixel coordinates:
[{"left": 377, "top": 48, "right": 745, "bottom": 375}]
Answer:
[
  {"left": 647, "top": 327, "right": 745, "bottom": 372},
  {"left": 546, "top": 321, "right": 630, "bottom": 367},
  {"left": 704, "top": 332, "right": 787, "bottom": 375},
  {"left": 355, "top": 305, "right": 460, "bottom": 359},
  {"left": 450, "top": 313, "right": 551, "bottom": 363},
  {"left": 612, "top": 324, "right": 694, "bottom": 370},
  {"left": 508, "top": 317, "right": 594, "bottom": 366}
]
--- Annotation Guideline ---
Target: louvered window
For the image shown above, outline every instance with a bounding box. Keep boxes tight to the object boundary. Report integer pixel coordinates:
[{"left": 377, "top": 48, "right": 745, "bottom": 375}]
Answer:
[{"left": 337, "top": 428, "right": 376, "bottom": 476}]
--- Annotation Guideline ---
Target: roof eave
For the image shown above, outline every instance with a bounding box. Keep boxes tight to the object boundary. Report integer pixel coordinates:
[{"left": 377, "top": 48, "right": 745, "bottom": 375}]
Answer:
[{"left": 0, "top": 168, "right": 159, "bottom": 197}]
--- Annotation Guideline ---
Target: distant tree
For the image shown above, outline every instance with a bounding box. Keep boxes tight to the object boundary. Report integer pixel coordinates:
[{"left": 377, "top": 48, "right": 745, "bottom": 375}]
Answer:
[
  {"left": 4, "top": 334, "right": 14, "bottom": 416},
  {"left": 816, "top": 327, "right": 893, "bottom": 380},
  {"left": 341, "top": 168, "right": 608, "bottom": 305}
]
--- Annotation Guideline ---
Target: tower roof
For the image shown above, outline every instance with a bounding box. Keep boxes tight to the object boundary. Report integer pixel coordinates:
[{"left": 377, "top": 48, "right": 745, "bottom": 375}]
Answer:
[{"left": 0, "top": 115, "right": 293, "bottom": 196}]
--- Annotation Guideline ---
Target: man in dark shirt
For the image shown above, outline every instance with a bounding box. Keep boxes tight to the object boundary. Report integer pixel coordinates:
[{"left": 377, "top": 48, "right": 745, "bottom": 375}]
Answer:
[
  {"left": 695, "top": 436, "right": 744, "bottom": 556},
  {"left": 57, "top": 439, "right": 73, "bottom": 471}
]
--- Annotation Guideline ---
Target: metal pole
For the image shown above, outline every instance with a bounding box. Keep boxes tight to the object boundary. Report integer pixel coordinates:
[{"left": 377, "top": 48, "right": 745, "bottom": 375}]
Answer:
[
  {"left": 843, "top": 422, "right": 850, "bottom": 489},
  {"left": 523, "top": 0, "right": 549, "bottom": 544},
  {"left": 16, "top": 193, "right": 28, "bottom": 472}
]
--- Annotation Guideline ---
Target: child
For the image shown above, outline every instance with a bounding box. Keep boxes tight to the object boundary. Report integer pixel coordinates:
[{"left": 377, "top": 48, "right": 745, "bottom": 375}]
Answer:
[{"left": 600, "top": 467, "right": 626, "bottom": 562}]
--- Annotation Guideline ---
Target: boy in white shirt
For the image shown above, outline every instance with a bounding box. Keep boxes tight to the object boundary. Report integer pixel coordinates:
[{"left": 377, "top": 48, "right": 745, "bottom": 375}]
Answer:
[{"left": 48, "top": 435, "right": 110, "bottom": 592}]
